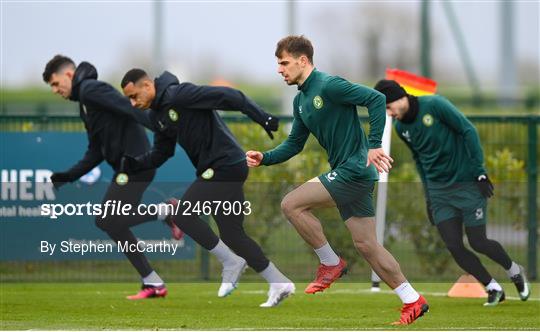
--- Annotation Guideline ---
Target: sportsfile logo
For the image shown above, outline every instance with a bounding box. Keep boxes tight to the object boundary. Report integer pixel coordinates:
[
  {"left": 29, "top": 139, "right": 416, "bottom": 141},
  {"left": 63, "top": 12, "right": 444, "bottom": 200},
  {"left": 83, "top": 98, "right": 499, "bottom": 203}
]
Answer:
[
  {"left": 40, "top": 200, "right": 173, "bottom": 220},
  {"left": 40, "top": 200, "right": 253, "bottom": 220}
]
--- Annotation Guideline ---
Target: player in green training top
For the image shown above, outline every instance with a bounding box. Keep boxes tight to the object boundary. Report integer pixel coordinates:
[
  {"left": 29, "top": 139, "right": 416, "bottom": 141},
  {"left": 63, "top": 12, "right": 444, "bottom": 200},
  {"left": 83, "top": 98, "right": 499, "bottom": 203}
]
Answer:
[
  {"left": 374, "top": 79, "right": 530, "bottom": 307},
  {"left": 246, "top": 35, "right": 428, "bottom": 325}
]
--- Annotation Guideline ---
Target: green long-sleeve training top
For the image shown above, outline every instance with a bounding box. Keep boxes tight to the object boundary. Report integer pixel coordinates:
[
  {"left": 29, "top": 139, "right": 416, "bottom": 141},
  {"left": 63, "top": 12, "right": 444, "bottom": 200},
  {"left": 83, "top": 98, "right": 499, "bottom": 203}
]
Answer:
[{"left": 261, "top": 69, "right": 386, "bottom": 181}]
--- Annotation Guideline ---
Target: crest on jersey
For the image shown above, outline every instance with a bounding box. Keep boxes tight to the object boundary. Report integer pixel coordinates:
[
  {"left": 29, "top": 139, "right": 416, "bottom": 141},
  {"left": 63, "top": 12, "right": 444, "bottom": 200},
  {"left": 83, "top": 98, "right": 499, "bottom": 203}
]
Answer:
[
  {"left": 115, "top": 173, "right": 129, "bottom": 186},
  {"left": 202, "top": 168, "right": 214, "bottom": 180},
  {"left": 422, "top": 114, "right": 434, "bottom": 127},
  {"left": 168, "top": 109, "right": 179, "bottom": 122},
  {"left": 313, "top": 96, "right": 324, "bottom": 109}
]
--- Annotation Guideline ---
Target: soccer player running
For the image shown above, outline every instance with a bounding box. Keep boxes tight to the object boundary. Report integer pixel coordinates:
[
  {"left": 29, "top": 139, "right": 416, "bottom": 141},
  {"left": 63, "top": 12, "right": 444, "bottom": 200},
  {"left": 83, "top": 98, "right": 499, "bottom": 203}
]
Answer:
[
  {"left": 374, "top": 79, "right": 531, "bottom": 306},
  {"left": 42, "top": 55, "right": 177, "bottom": 300},
  {"left": 119, "top": 69, "right": 294, "bottom": 307},
  {"left": 246, "top": 35, "right": 428, "bottom": 325}
]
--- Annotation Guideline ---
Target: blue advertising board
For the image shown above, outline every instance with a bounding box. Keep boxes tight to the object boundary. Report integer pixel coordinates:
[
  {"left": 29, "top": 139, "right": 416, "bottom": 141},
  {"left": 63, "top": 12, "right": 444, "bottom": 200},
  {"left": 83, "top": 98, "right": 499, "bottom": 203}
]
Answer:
[{"left": 0, "top": 132, "right": 197, "bottom": 261}]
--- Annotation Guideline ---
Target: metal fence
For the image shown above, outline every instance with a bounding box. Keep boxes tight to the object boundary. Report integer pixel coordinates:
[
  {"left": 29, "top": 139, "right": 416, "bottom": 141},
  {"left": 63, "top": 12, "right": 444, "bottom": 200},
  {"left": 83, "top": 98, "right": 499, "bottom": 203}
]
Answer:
[{"left": 0, "top": 114, "right": 538, "bottom": 283}]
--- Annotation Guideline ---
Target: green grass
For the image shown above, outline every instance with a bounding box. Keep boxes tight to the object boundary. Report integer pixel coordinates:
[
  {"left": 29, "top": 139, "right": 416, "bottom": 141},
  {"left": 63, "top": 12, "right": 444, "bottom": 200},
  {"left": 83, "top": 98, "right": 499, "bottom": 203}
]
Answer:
[{"left": 1, "top": 282, "right": 539, "bottom": 330}]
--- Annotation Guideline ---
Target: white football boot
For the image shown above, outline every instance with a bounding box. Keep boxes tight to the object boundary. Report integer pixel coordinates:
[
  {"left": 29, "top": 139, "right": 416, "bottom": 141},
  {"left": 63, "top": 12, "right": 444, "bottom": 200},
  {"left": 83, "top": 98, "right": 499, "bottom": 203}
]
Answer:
[
  {"left": 217, "top": 256, "right": 247, "bottom": 297},
  {"left": 259, "top": 282, "right": 295, "bottom": 307}
]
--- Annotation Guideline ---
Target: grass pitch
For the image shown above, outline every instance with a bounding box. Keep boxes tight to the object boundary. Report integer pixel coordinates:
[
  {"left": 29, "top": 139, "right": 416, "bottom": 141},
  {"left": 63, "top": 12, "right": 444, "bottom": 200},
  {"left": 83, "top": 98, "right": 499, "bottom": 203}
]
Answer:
[{"left": 1, "top": 282, "right": 539, "bottom": 330}]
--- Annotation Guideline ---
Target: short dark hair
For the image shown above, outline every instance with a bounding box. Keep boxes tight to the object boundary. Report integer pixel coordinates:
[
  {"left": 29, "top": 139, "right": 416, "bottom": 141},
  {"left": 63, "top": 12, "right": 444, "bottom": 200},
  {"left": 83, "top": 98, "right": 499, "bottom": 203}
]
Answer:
[
  {"left": 275, "top": 35, "right": 314, "bottom": 64},
  {"left": 42, "top": 55, "right": 75, "bottom": 83},
  {"left": 121, "top": 68, "right": 149, "bottom": 88}
]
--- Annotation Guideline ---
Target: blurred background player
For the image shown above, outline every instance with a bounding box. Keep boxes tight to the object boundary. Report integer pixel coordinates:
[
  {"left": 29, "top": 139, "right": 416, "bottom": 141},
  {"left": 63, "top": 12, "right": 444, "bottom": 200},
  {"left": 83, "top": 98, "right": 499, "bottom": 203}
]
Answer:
[
  {"left": 374, "top": 79, "right": 530, "bottom": 306},
  {"left": 42, "top": 55, "right": 174, "bottom": 300},
  {"left": 119, "top": 69, "right": 295, "bottom": 307},
  {"left": 246, "top": 35, "right": 428, "bottom": 325}
]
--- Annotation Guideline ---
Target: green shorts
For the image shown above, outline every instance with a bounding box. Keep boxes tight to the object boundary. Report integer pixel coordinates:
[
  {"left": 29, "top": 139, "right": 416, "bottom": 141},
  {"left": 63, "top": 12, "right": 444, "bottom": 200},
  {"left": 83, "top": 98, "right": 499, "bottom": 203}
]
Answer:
[
  {"left": 429, "top": 183, "right": 487, "bottom": 227},
  {"left": 318, "top": 167, "right": 375, "bottom": 221}
]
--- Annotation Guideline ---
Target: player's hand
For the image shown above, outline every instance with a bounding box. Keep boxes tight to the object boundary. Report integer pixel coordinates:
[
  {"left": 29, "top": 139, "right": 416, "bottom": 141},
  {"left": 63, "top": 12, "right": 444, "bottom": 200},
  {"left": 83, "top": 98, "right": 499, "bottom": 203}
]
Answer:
[
  {"left": 120, "top": 155, "right": 140, "bottom": 174},
  {"left": 262, "top": 116, "right": 279, "bottom": 139},
  {"left": 246, "top": 150, "right": 263, "bottom": 167},
  {"left": 476, "top": 174, "right": 494, "bottom": 198},
  {"left": 367, "top": 148, "right": 393, "bottom": 173},
  {"left": 50, "top": 172, "right": 72, "bottom": 190},
  {"left": 426, "top": 200, "right": 435, "bottom": 225}
]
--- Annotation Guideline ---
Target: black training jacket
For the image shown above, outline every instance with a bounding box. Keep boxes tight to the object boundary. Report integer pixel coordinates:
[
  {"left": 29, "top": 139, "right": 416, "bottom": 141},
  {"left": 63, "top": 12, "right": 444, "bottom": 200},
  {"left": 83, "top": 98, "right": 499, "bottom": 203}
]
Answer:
[
  {"left": 133, "top": 71, "right": 272, "bottom": 176},
  {"left": 65, "top": 62, "right": 153, "bottom": 179}
]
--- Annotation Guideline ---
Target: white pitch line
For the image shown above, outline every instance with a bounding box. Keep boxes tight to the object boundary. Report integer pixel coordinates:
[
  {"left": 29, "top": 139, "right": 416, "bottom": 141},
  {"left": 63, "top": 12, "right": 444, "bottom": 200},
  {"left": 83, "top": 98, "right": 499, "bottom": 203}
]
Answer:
[
  {"left": 346, "top": 288, "right": 540, "bottom": 302},
  {"left": 239, "top": 288, "right": 540, "bottom": 301},
  {"left": 240, "top": 290, "right": 266, "bottom": 294}
]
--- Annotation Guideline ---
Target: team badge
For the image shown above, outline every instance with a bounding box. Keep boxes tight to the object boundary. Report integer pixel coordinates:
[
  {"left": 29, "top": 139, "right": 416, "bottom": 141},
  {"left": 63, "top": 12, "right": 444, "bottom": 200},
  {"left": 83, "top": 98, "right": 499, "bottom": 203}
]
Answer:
[
  {"left": 115, "top": 173, "right": 129, "bottom": 186},
  {"left": 313, "top": 96, "right": 324, "bottom": 109},
  {"left": 202, "top": 168, "right": 214, "bottom": 180},
  {"left": 168, "top": 109, "right": 179, "bottom": 122},
  {"left": 422, "top": 114, "right": 434, "bottom": 127}
]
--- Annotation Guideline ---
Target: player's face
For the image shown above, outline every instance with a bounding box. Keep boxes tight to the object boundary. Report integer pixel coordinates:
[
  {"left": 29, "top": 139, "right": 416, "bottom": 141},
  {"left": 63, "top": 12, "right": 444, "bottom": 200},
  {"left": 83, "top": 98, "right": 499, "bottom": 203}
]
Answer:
[
  {"left": 122, "top": 80, "right": 155, "bottom": 110},
  {"left": 386, "top": 96, "right": 409, "bottom": 120},
  {"left": 48, "top": 70, "right": 73, "bottom": 99},
  {"left": 277, "top": 51, "right": 304, "bottom": 86}
]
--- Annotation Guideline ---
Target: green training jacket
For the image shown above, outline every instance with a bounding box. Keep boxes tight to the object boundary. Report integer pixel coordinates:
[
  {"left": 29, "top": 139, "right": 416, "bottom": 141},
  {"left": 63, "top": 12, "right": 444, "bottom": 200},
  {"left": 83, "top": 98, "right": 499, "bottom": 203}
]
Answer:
[
  {"left": 395, "top": 95, "right": 486, "bottom": 190},
  {"left": 262, "top": 69, "right": 386, "bottom": 181}
]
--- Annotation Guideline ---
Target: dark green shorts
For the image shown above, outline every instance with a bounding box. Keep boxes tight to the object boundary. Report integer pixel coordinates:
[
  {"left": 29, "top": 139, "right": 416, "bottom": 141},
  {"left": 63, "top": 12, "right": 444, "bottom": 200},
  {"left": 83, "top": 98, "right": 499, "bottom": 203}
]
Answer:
[
  {"left": 429, "top": 183, "right": 487, "bottom": 227},
  {"left": 318, "top": 168, "right": 375, "bottom": 221}
]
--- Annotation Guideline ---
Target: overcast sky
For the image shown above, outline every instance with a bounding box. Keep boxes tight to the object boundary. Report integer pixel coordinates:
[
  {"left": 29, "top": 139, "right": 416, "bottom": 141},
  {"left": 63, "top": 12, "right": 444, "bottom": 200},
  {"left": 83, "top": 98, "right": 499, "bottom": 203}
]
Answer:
[{"left": 1, "top": 1, "right": 539, "bottom": 88}]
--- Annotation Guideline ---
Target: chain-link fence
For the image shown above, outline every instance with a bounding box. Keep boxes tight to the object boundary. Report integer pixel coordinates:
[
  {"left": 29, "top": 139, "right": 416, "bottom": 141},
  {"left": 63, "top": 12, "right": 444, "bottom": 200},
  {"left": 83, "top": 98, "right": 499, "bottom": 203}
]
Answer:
[{"left": 1, "top": 114, "right": 538, "bottom": 283}]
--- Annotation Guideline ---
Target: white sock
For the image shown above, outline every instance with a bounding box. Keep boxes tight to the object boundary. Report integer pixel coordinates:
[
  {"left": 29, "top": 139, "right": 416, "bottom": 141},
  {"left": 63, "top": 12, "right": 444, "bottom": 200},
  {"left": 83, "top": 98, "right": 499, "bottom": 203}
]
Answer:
[
  {"left": 486, "top": 279, "right": 503, "bottom": 292},
  {"left": 506, "top": 262, "right": 520, "bottom": 278},
  {"left": 393, "top": 282, "right": 420, "bottom": 304},
  {"left": 259, "top": 262, "right": 291, "bottom": 284},
  {"left": 209, "top": 239, "right": 237, "bottom": 266},
  {"left": 142, "top": 271, "right": 164, "bottom": 286},
  {"left": 314, "top": 242, "right": 340, "bottom": 266}
]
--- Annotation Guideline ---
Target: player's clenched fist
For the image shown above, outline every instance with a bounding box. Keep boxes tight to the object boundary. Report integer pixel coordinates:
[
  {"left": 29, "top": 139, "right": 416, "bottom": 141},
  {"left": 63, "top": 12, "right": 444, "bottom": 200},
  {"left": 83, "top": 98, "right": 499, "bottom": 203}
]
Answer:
[{"left": 246, "top": 151, "right": 263, "bottom": 167}]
